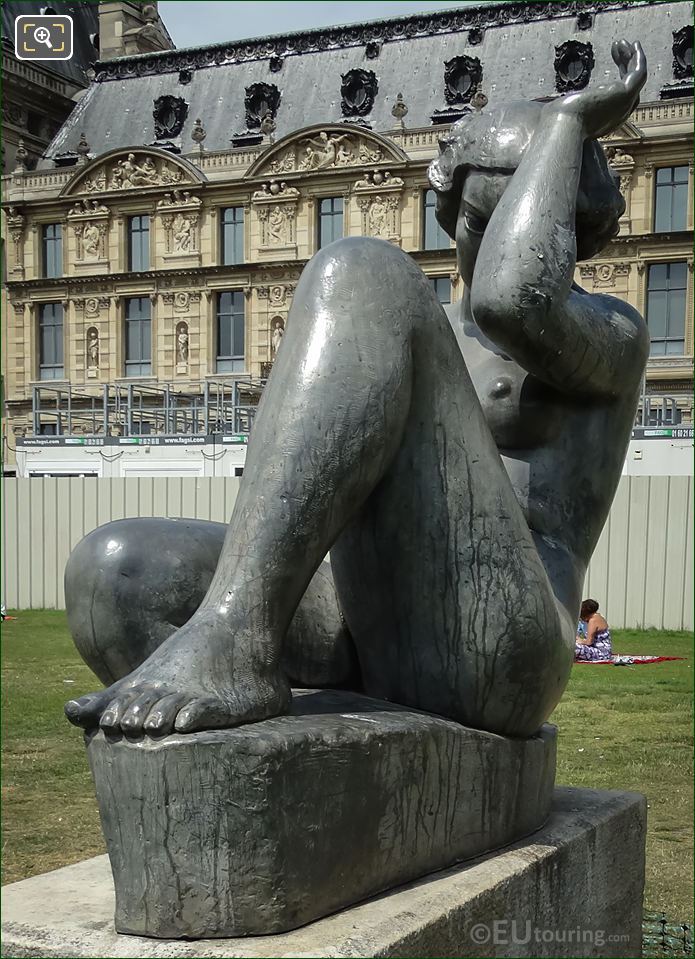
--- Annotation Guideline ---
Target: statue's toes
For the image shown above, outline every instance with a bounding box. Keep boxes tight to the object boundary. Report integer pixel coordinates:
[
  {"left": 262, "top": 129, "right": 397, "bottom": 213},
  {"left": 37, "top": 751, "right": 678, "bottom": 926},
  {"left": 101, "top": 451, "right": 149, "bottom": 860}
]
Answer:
[
  {"left": 99, "top": 687, "right": 144, "bottom": 731},
  {"left": 143, "top": 693, "right": 187, "bottom": 737},
  {"left": 65, "top": 686, "right": 120, "bottom": 728},
  {"left": 174, "top": 697, "right": 242, "bottom": 734},
  {"left": 120, "top": 690, "right": 168, "bottom": 735}
]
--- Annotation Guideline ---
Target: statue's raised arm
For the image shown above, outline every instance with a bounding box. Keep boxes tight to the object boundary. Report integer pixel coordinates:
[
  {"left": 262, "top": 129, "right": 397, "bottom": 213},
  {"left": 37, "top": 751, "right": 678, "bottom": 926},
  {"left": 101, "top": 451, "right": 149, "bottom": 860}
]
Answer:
[{"left": 430, "top": 41, "right": 648, "bottom": 397}]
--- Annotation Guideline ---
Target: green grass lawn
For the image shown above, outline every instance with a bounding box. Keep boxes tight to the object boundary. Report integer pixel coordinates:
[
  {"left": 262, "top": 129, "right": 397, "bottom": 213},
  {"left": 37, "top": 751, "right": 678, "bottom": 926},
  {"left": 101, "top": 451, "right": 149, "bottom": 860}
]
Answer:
[{"left": 2, "top": 612, "right": 693, "bottom": 925}]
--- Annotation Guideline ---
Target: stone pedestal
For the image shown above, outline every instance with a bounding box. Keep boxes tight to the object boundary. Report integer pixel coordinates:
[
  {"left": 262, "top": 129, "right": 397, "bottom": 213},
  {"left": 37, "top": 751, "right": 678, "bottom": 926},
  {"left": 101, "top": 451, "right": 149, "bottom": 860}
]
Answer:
[
  {"left": 85, "top": 689, "right": 556, "bottom": 939},
  {"left": 0, "top": 788, "right": 646, "bottom": 958}
]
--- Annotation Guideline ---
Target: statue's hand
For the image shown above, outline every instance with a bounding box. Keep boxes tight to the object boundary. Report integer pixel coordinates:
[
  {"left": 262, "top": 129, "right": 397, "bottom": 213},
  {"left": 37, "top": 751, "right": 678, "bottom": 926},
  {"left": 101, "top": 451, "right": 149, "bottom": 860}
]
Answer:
[{"left": 548, "top": 40, "right": 646, "bottom": 139}]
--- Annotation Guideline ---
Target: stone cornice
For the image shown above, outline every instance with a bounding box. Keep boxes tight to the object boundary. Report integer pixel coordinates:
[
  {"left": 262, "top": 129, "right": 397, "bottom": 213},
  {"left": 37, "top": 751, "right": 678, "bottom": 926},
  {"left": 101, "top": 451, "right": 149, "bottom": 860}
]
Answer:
[
  {"left": 608, "top": 230, "right": 693, "bottom": 244},
  {"left": 5, "top": 262, "right": 296, "bottom": 294},
  {"left": 93, "top": 0, "right": 662, "bottom": 82}
]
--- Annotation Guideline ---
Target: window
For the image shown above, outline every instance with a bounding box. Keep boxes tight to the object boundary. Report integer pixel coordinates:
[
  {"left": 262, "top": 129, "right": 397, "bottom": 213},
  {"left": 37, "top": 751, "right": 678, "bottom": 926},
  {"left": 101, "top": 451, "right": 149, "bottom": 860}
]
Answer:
[
  {"left": 128, "top": 215, "right": 150, "bottom": 271},
  {"left": 317, "top": 197, "right": 343, "bottom": 248},
  {"left": 38, "top": 303, "right": 64, "bottom": 380},
  {"left": 431, "top": 276, "right": 452, "bottom": 305},
  {"left": 423, "top": 189, "right": 450, "bottom": 250},
  {"left": 124, "top": 297, "right": 152, "bottom": 376},
  {"left": 42, "top": 223, "right": 62, "bottom": 278},
  {"left": 216, "top": 291, "right": 245, "bottom": 373},
  {"left": 654, "top": 166, "right": 689, "bottom": 232},
  {"left": 221, "top": 207, "right": 244, "bottom": 265},
  {"left": 646, "top": 262, "right": 687, "bottom": 356}
]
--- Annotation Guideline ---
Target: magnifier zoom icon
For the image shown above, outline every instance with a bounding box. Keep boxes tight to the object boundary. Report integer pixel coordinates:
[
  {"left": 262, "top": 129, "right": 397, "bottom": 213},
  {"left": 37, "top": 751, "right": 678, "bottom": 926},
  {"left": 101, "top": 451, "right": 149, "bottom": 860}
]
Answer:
[{"left": 34, "top": 26, "right": 52, "bottom": 48}]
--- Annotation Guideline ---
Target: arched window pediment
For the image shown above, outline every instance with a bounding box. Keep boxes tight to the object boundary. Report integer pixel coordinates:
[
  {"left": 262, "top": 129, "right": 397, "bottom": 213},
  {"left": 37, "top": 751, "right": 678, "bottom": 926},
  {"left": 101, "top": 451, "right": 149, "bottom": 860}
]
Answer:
[
  {"left": 246, "top": 124, "right": 407, "bottom": 179},
  {"left": 60, "top": 147, "right": 207, "bottom": 197}
]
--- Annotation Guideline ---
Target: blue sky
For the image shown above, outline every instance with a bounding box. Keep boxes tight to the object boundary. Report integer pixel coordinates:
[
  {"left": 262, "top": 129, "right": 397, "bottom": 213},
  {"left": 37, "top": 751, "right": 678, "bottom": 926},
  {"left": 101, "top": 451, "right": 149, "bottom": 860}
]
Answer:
[{"left": 158, "top": 1, "right": 492, "bottom": 48}]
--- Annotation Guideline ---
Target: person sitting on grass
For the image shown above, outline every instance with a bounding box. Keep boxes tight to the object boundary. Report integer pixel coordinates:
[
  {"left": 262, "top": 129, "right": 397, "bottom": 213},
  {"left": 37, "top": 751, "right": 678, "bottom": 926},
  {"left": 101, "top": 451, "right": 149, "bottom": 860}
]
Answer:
[{"left": 575, "top": 599, "right": 612, "bottom": 661}]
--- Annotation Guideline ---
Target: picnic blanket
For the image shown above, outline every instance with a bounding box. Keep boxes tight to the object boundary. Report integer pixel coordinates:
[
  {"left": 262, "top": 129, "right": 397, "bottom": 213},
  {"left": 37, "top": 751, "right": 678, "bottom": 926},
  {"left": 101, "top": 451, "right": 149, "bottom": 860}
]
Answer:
[{"left": 575, "top": 655, "right": 684, "bottom": 665}]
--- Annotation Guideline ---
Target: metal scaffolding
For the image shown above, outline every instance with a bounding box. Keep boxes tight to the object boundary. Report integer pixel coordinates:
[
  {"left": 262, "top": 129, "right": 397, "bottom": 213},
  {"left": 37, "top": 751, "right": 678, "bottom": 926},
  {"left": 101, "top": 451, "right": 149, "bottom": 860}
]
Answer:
[
  {"left": 30, "top": 377, "right": 266, "bottom": 437},
  {"left": 27, "top": 380, "right": 689, "bottom": 438}
]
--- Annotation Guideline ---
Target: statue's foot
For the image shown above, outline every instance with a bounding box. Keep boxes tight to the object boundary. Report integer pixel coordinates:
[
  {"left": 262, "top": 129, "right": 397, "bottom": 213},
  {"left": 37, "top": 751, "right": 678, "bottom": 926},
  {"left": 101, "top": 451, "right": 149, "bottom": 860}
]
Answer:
[{"left": 64, "top": 610, "right": 290, "bottom": 736}]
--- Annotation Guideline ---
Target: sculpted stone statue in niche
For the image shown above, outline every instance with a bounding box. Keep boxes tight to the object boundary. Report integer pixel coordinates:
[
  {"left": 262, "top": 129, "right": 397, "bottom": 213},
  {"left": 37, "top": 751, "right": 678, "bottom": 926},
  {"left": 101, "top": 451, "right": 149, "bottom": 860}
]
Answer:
[
  {"left": 66, "top": 43, "right": 648, "bottom": 744},
  {"left": 176, "top": 322, "right": 189, "bottom": 364},
  {"left": 86, "top": 327, "right": 99, "bottom": 368},
  {"left": 270, "top": 316, "right": 285, "bottom": 356}
]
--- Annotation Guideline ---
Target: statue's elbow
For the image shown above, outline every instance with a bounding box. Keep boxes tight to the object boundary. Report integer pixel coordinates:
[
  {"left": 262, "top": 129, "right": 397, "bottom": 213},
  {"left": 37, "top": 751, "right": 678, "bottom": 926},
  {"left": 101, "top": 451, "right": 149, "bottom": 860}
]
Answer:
[{"left": 469, "top": 282, "right": 526, "bottom": 341}]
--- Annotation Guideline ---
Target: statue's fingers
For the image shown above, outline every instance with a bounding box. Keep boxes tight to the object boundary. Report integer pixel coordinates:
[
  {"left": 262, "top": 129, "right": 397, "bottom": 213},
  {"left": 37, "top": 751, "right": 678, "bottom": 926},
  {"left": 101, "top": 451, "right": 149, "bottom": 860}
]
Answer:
[
  {"left": 611, "top": 40, "right": 622, "bottom": 69},
  {"left": 626, "top": 41, "right": 647, "bottom": 94},
  {"left": 616, "top": 40, "right": 631, "bottom": 77}
]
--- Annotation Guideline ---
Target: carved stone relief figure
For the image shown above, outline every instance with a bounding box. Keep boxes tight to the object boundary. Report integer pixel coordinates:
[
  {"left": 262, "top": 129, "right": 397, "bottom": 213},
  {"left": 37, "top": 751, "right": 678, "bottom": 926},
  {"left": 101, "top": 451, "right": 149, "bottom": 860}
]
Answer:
[
  {"left": 82, "top": 223, "right": 101, "bottom": 259},
  {"left": 80, "top": 153, "right": 187, "bottom": 194},
  {"left": 172, "top": 213, "right": 192, "bottom": 252},
  {"left": 175, "top": 292, "right": 190, "bottom": 312},
  {"left": 253, "top": 184, "right": 299, "bottom": 250},
  {"left": 267, "top": 206, "right": 288, "bottom": 244},
  {"left": 68, "top": 198, "right": 110, "bottom": 262},
  {"left": 605, "top": 146, "right": 635, "bottom": 228},
  {"left": 367, "top": 195, "right": 388, "bottom": 236},
  {"left": 606, "top": 146, "right": 635, "bottom": 194},
  {"left": 354, "top": 170, "right": 404, "bottom": 242},
  {"left": 6, "top": 208, "right": 25, "bottom": 275},
  {"left": 580, "top": 262, "right": 630, "bottom": 289},
  {"left": 156, "top": 191, "right": 201, "bottom": 255},
  {"left": 266, "top": 133, "right": 384, "bottom": 176},
  {"left": 82, "top": 296, "right": 109, "bottom": 319},
  {"left": 69, "top": 199, "right": 109, "bottom": 216}
]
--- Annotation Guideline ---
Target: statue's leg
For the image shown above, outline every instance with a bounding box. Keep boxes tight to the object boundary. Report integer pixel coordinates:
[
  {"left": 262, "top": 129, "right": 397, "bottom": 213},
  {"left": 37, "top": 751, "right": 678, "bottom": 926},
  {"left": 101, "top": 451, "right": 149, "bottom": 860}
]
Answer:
[
  {"left": 329, "top": 327, "right": 577, "bottom": 737},
  {"left": 65, "top": 517, "right": 226, "bottom": 686},
  {"left": 65, "top": 518, "right": 357, "bottom": 688},
  {"left": 66, "top": 238, "right": 416, "bottom": 735}
]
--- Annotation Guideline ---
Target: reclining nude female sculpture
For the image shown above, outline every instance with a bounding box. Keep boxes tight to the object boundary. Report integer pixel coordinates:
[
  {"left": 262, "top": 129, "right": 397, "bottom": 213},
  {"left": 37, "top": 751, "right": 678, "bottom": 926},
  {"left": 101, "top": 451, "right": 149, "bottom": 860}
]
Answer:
[{"left": 63, "top": 42, "right": 648, "bottom": 938}]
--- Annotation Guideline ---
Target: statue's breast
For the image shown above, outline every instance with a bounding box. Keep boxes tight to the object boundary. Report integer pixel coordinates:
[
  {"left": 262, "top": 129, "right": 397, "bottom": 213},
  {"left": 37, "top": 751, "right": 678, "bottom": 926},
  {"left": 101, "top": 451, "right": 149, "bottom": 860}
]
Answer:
[{"left": 461, "top": 330, "right": 564, "bottom": 450}]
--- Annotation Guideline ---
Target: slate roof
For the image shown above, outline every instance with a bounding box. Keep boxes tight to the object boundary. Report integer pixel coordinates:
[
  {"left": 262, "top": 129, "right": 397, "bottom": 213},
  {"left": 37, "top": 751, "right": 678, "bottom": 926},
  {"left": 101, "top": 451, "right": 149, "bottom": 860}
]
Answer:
[
  {"left": 42, "top": 0, "right": 692, "bottom": 167},
  {"left": 2, "top": 0, "right": 100, "bottom": 89}
]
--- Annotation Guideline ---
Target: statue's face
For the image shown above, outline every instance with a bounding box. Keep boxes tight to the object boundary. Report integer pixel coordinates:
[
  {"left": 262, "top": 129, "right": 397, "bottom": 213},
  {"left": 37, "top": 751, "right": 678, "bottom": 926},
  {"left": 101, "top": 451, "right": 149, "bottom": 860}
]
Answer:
[{"left": 455, "top": 169, "right": 511, "bottom": 287}]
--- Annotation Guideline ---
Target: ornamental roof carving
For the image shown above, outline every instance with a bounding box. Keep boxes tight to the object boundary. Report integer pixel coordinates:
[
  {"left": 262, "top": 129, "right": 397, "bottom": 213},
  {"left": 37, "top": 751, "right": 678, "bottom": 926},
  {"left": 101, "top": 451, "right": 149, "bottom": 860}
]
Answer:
[
  {"left": 91, "top": 1, "right": 662, "bottom": 82},
  {"left": 246, "top": 125, "right": 407, "bottom": 179},
  {"left": 60, "top": 148, "right": 207, "bottom": 197}
]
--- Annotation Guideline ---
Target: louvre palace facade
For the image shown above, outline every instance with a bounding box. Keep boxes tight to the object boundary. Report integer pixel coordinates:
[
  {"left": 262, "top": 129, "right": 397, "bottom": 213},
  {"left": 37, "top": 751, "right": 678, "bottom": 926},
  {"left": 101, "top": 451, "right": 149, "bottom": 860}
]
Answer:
[{"left": 1, "top": 0, "right": 693, "bottom": 474}]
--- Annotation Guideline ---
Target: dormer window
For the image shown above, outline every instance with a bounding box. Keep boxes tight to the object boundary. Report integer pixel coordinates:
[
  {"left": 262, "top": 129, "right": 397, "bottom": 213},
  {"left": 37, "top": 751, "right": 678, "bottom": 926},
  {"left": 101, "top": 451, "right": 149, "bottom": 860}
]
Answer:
[
  {"left": 554, "top": 40, "right": 594, "bottom": 93},
  {"left": 341, "top": 69, "right": 378, "bottom": 118},
  {"left": 673, "top": 25, "right": 693, "bottom": 79},
  {"left": 153, "top": 96, "right": 188, "bottom": 140},
  {"left": 245, "top": 83, "right": 281, "bottom": 130},
  {"left": 444, "top": 56, "right": 482, "bottom": 106}
]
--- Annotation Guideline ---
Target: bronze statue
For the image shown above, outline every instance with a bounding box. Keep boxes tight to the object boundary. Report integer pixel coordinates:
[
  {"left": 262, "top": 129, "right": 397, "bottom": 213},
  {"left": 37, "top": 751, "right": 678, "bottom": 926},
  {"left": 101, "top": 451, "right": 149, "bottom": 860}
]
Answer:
[{"left": 66, "top": 41, "right": 648, "bottom": 742}]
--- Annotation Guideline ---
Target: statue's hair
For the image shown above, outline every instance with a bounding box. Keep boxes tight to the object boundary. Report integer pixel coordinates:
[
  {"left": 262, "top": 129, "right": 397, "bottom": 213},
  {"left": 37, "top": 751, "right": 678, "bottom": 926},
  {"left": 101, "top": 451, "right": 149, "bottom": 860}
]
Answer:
[{"left": 427, "top": 101, "right": 625, "bottom": 260}]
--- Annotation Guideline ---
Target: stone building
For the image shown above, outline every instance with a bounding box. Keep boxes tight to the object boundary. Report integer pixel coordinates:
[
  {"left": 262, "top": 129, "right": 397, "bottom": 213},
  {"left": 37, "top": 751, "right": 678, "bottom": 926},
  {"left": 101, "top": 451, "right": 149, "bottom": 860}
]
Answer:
[{"left": 2, "top": 0, "right": 693, "bottom": 473}]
